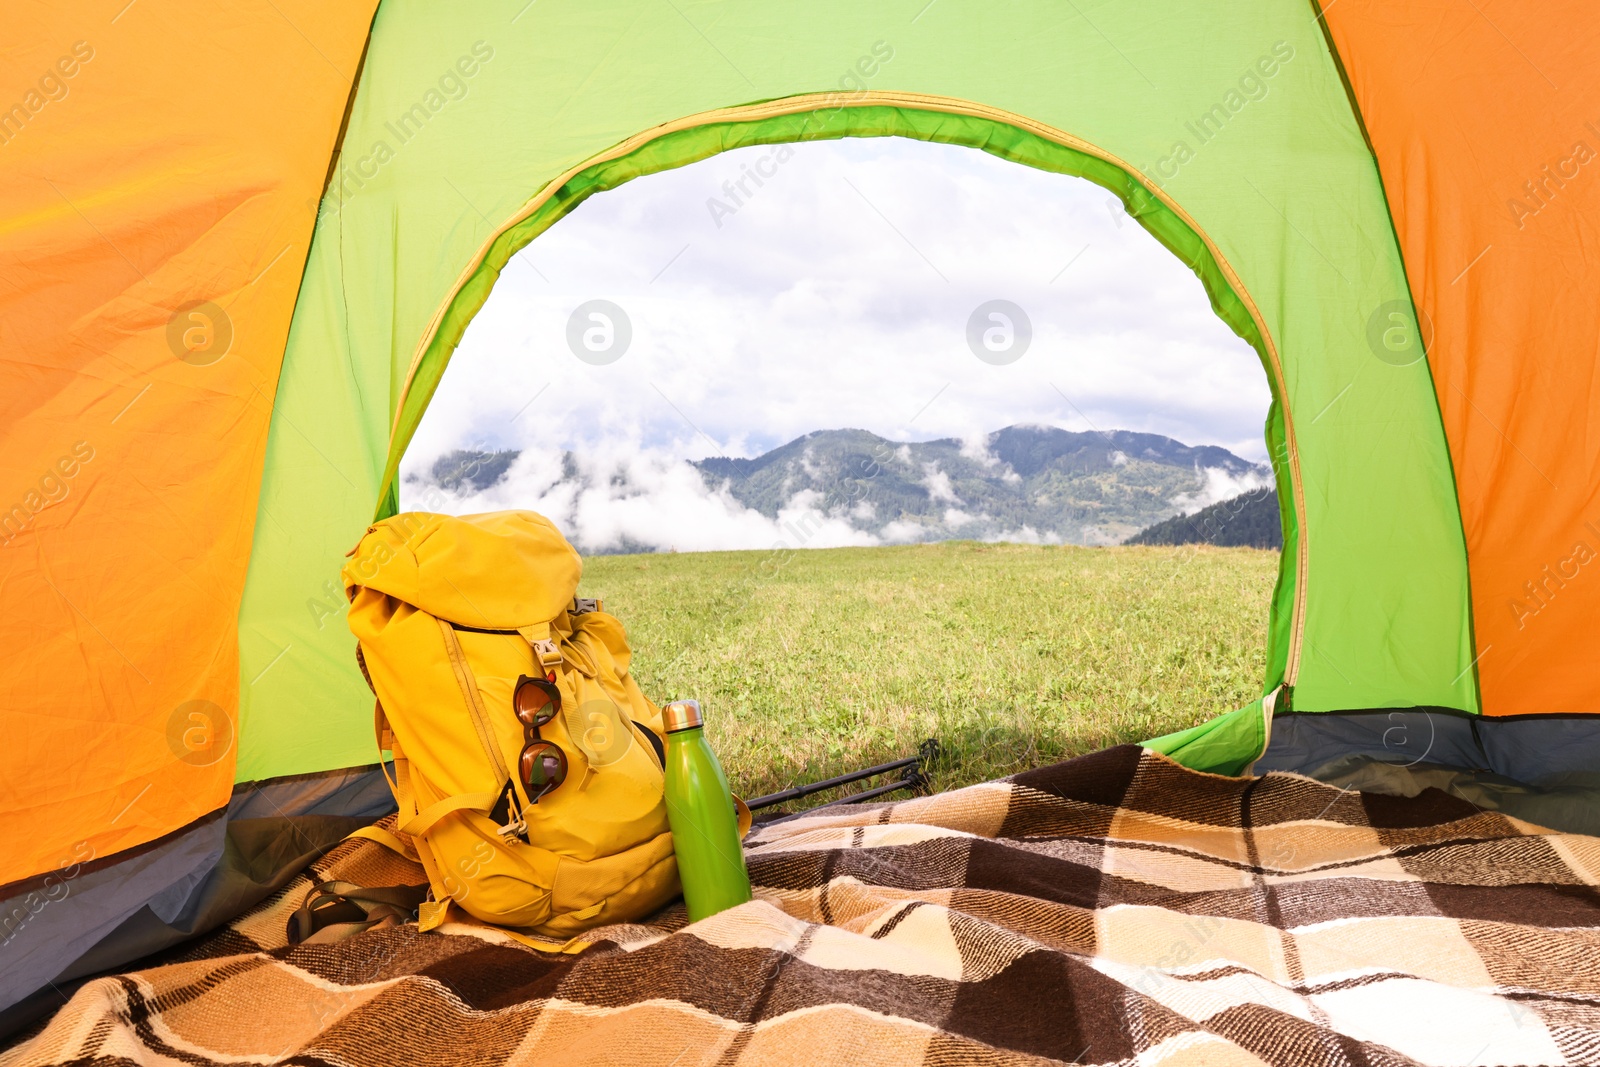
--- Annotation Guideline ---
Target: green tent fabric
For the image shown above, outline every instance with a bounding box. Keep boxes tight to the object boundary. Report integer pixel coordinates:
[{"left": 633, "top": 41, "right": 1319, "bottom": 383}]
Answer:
[
  {"left": 236, "top": 0, "right": 1472, "bottom": 784},
  {"left": 1144, "top": 697, "right": 1272, "bottom": 777}
]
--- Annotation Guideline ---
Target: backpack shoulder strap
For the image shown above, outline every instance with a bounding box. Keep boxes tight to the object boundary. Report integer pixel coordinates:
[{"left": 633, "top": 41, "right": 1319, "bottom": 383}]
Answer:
[
  {"left": 285, "top": 879, "right": 429, "bottom": 946},
  {"left": 349, "top": 823, "right": 417, "bottom": 860},
  {"left": 399, "top": 791, "right": 501, "bottom": 838}
]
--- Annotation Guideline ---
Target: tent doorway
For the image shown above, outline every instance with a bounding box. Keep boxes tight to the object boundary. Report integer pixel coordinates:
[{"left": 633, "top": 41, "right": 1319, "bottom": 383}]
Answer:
[
  {"left": 395, "top": 124, "right": 1283, "bottom": 797},
  {"left": 378, "top": 101, "right": 1306, "bottom": 653}
]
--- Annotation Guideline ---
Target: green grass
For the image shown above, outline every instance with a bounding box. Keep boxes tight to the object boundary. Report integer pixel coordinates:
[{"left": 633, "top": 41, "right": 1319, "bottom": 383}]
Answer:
[{"left": 579, "top": 541, "right": 1277, "bottom": 808}]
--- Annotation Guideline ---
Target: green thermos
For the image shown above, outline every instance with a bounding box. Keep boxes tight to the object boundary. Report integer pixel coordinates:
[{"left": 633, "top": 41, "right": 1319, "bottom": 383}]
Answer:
[{"left": 662, "top": 700, "right": 752, "bottom": 920}]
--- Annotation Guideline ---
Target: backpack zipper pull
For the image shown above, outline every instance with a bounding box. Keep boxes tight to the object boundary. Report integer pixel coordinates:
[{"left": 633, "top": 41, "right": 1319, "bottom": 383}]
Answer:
[{"left": 495, "top": 782, "right": 528, "bottom": 842}]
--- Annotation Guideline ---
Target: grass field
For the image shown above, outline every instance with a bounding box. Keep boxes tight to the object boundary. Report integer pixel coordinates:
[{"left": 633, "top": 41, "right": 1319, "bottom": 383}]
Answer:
[{"left": 579, "top": 541, "right": 1278, "bottom": 808}]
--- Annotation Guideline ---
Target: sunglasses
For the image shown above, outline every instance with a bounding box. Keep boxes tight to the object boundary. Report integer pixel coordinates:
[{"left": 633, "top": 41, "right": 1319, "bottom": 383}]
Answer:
[{"left": 513, "top": 674, "right": 569, "bottom": 802}]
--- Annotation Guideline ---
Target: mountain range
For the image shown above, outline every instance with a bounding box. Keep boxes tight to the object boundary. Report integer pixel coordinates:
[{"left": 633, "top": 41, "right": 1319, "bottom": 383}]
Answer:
[{"left": 420, "top": 424, "right": 1272, "bottom": 548}]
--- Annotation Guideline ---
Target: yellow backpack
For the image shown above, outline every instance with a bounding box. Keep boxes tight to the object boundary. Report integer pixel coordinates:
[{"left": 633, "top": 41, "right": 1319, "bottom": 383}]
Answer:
[{"left": 338, "top": 510, "right": 680, "bottom": 937}]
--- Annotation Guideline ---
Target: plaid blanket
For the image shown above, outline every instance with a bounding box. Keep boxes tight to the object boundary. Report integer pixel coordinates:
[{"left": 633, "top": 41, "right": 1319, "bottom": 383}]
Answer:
[{"left": 8, "top": 745, "right": 1600, "bottom": 1066}]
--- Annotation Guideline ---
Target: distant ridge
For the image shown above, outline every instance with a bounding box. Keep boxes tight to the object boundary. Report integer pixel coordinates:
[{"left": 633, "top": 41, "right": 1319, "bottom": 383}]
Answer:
[{"left": 1125, "top": 486, "right": 1282, "bottom": 549}]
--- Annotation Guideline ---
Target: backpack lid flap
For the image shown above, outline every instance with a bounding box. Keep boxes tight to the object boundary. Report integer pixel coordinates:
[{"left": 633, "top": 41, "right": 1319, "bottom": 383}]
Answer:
[{"left": 343, "top": 510, "right": 581, "bottom": 628}]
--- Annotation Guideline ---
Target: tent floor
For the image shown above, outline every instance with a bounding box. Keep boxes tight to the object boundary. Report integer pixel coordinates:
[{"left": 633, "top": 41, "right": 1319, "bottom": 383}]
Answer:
[{"left": 1259, "top": 709, "right": 1600, "bottom": 837}]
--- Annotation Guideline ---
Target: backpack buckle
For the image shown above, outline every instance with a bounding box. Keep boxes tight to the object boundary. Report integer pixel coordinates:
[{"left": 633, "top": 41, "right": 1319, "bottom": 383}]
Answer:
[{"left": 531, "top": 638, "right": 562, "bottom": 673}]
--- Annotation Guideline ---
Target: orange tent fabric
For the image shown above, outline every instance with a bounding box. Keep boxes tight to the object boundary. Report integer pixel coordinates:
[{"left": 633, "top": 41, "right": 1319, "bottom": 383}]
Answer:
[
  {"left": 1321, "top": 0, "right": 1600, "bottom": 715},
  {"left": 0, "top": 1, "right": 377, "bottom": 886}
]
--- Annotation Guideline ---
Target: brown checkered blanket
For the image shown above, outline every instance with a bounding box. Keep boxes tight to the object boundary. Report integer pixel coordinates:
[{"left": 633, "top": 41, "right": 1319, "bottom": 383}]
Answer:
[{"left": 9, "top": 745, "right": 1600, "bottom": 1066}]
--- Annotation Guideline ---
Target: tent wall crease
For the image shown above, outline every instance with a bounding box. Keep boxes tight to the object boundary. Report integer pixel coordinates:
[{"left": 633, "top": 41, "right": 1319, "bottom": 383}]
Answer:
[
  {"left": 0, "top": 1, "right": 379, "bottom": 887},
  {"left": 237, "top": 0, "right": 1475, "bottom": 786},
  {"left": 1319, "top": 0, "right": 1600, "bottom": 715}
]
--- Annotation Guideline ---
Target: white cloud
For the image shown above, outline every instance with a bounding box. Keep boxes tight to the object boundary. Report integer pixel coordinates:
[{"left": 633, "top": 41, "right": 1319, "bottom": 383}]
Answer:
[
  {"left": 958, "top": 433, "right": 994, "bottom": 464},
  {"left": 992, "top": 524, "right": 1059, "bottom": 545},
  {"left": 1169, "top": 465, "right": 1274, "bottom": 516},
  {"left": 416, "top": 440, "right": 881, "bottom": 554},
  {"left": 960, "top": 432, "right": 1021, "bottom": 482},
  {"left": 922, "top": 463, "right": 960, "bottom": 504},
  {"left": 879, "top": 519, "right": 928, "bottom": 543}
]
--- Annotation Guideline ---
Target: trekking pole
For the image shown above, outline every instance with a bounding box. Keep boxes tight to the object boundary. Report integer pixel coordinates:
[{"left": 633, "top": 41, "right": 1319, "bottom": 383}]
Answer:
[
  {"left": 811, "top": 766, "right": 927, "bottom": 809},
  {"left": 746, "top": 739, "right": 940, "bottom": 812}
]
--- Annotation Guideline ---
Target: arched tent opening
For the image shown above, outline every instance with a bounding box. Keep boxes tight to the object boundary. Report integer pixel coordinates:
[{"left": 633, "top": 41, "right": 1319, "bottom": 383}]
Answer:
[
  {"left": 396, "top": 129, "right": 1285, "bottom": 790},
  {"left": 378, "top": 97, "right": 1307, "bottom": 680},
  {"left": 23, "top": 2, "right": 1600, "bottom": 1038}
]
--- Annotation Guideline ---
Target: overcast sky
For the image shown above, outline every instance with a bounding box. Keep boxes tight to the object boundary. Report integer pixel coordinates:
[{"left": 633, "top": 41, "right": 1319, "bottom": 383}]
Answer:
[{"left": 404, "top": 135, "right": 1270, "bottom": 475}]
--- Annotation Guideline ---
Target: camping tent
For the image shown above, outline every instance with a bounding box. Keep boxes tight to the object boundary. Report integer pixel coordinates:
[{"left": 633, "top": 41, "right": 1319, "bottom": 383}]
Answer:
[{"left": 4, "top": 0, "right": 1597, "bottom": 1027}]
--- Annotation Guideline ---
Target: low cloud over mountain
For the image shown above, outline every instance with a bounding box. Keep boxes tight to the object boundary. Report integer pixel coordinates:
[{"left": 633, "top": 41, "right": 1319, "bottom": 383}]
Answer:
[{"left": 408, "top": 425, "right": 1270, "bottom": 555}]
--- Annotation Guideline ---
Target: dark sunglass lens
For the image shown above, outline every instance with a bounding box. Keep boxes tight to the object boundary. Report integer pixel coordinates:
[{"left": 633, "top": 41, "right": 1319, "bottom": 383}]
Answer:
[
  {"left": 519, "top": 744, "right": 566, "bottom": 790},
  {"left": 513, "top": 678, "right": 558, "bottom": 726}
]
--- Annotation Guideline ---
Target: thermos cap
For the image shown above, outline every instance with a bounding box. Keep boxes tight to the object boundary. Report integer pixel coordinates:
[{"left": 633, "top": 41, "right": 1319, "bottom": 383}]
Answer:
[{"left": 663, "top": 699, "right": 703, "bottom": 732}]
